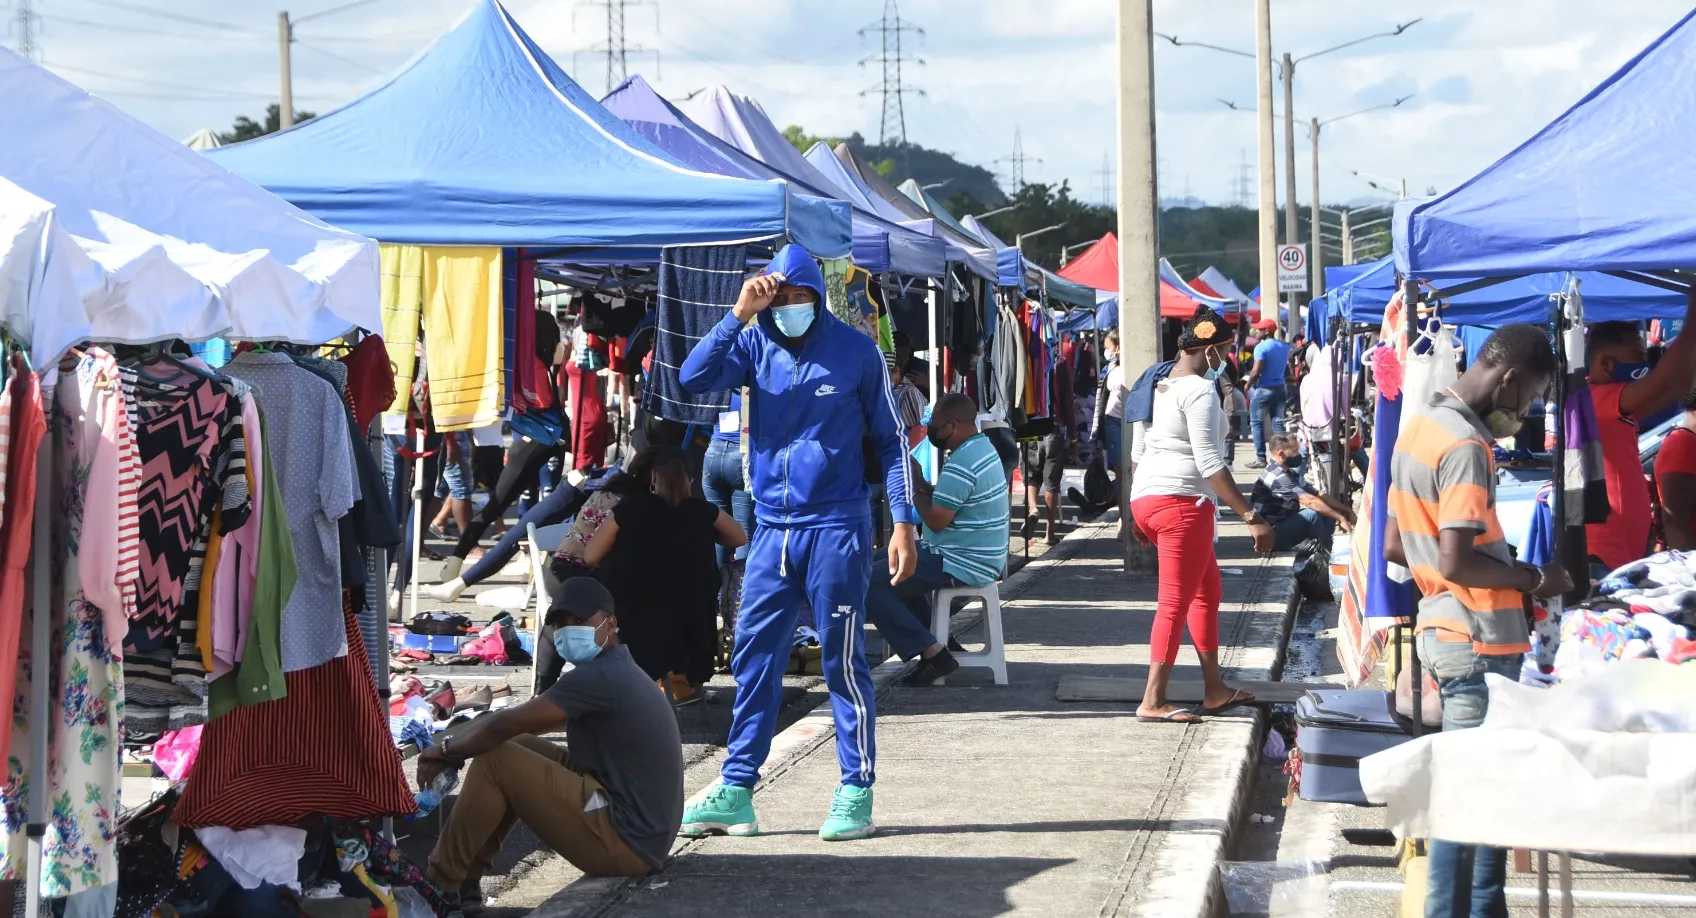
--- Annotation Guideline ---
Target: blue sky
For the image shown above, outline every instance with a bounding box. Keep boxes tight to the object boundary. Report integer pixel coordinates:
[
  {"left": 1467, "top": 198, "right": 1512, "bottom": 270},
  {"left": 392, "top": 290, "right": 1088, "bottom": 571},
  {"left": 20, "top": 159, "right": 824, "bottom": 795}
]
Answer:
[{"left": 16, "top": 0, "right": 1694, "bottom": 208}]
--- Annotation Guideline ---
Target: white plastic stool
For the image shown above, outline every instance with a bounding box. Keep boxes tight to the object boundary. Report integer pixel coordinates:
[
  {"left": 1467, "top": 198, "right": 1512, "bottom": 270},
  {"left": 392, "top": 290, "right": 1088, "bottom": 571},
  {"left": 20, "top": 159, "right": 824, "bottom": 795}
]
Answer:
[{"left": 931, "top": 583, "right": 1007, "bottom": 685}]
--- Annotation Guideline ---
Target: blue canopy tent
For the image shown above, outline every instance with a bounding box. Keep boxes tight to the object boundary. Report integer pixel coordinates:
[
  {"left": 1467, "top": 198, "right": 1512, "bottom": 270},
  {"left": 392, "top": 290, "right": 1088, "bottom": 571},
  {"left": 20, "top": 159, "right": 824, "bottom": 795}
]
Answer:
[
  {"left": 802, "top": 142, "right": 995, "bottom": 282},
  {"left": 1309, "top": 255, "right": 1689, "bottom": 344},
  {"left": 959, "top": 214, "right": 1027, "bottom": 289},
  {"left": 827, "top": 147, "right": 1000, "bottom": 283},
  {"left": 1326, "top": 262, "right": 1378, "bottom": 291},
  {"left": 679, "top": 85, "right": 944, "bottom": 277},
  {"left": 1395, "top": 8, "right": 1696, "bottom": 281},
  {"left": 208, "top": 0, "right": 809, "bottom": 255},
  {"left": 599, "top": 75, "right": 850, "bottom": 258}
]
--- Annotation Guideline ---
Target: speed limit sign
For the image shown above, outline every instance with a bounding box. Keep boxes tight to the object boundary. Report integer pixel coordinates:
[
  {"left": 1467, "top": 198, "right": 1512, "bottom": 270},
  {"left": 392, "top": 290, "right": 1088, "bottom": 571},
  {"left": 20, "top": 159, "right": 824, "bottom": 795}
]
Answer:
[{"left": 1276, "top": 244, "right": 1308, "bottom": 293}]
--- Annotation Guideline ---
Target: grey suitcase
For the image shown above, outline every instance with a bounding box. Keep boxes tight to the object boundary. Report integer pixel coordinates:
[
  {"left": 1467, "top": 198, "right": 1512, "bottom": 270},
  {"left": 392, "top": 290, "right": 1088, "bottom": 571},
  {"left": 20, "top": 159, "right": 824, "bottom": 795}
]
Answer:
[{"left": 1294, "top": 689, "right": 1414, "bottom": 805}]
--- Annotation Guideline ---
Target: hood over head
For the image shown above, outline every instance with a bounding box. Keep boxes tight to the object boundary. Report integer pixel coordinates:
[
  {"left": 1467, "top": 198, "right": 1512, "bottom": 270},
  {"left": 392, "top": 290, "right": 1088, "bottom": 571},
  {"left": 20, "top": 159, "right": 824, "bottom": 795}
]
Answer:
[{"left": 757, "top": 243, "right": 829, "bottom": 339}]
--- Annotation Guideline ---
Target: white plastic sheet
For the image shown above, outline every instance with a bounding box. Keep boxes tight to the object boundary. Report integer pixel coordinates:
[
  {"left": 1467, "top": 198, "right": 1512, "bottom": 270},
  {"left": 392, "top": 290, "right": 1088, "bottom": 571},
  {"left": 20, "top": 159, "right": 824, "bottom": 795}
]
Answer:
[{"left": 1360, "top": 661, "right": 1696, "bottom": 855}]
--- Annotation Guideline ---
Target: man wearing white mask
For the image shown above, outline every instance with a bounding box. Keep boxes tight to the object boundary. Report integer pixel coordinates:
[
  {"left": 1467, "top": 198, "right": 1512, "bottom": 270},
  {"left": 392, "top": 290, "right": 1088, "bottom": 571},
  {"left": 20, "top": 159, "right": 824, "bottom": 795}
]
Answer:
[{"left": 418, "top": 576, "right": 683, "bottom": 914}]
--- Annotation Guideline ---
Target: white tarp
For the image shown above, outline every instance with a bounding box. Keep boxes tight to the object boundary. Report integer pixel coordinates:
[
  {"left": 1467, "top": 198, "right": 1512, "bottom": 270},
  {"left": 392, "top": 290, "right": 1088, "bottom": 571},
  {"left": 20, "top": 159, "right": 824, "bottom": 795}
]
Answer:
[
  {"left": 182, "top": 128, "right": 224, "bottom": 151},
  {"left": 0, "top": 178, "right": 96, "bottom": 368},
  {"left": 0, "top": 48, "right": 380, "bottom": 364},
  {"left": 1360, "top": 662, "right": 1696, "bottom": 856}
]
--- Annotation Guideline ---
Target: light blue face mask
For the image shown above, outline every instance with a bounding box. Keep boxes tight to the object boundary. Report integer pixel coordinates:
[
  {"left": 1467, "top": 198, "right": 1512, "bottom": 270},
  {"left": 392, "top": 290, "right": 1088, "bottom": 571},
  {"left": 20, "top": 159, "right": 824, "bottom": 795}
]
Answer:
[
  {"left": 772, "top": 301, "right": 816, "bottom": 338},
  {"left": 1202, "top": 348, "right": 1225, "bottom": 382},
  {"left": 553, "top": 622, "right": 605, "bottom": 664}
]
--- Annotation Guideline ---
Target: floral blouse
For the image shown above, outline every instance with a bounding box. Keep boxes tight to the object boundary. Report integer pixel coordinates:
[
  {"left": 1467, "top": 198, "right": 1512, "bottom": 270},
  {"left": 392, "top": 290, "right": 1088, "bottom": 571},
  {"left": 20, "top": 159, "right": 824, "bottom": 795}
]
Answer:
[{"left": 554, "top": 490, "right": 623, "bottom": 566}]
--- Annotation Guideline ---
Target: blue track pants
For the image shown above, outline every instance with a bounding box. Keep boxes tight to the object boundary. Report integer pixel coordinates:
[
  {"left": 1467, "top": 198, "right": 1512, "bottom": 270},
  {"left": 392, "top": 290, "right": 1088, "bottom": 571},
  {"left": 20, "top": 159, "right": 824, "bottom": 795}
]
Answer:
[{"left": 721, "top": 523, "right": 877, "bottom": 788}]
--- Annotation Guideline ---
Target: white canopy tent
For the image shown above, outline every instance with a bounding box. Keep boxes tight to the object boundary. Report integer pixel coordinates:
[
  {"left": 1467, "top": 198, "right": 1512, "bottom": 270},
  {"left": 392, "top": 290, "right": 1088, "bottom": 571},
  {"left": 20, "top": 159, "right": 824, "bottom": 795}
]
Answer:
[
  {"left": 0, "top": 49, "right": 385, "bottom": 915},
  {"left": 182, "top": 127, "right": 224, "bottom": 151},
  {"left": 0, "top": 48, "right": 381, "bottom": 367}
]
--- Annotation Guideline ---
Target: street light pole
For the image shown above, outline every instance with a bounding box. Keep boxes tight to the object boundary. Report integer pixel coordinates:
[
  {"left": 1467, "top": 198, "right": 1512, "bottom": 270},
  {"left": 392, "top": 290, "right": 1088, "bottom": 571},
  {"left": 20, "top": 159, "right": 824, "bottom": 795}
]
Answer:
[
  {"left": 1117, "top": 0, "right": 1158, "bottom": 571},
  {"left": 1310, "top": 116, "right": 1322, "bottom": 297},
  {"left": 1282, "top": 52, "right": 1300, "bottom": 337},
  {"left": 1255, "top": 0, "right": 1278, "bottom": 338}
]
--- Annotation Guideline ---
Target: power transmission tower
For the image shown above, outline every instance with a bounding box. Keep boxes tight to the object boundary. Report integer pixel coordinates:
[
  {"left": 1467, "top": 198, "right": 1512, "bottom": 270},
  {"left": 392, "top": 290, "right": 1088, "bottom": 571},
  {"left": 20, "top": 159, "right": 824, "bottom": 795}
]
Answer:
[
  {"left": 11, "top": 0, "right": 39, "bottom": 62},
  {"left": 995, "top": 127, "right": 1040, "bottom": 189},
  {"left": 576, "top": 0, "right": 656, "bottom": 94},
  {"left": 1233, "top": 149, "right": 1253, "bottom": 209},
  {"left": 1094, "top": 149, "right": 1113, "bottom": 207},
  {"left": 858, "top": 0, "right": 924, "bottom": 146}
]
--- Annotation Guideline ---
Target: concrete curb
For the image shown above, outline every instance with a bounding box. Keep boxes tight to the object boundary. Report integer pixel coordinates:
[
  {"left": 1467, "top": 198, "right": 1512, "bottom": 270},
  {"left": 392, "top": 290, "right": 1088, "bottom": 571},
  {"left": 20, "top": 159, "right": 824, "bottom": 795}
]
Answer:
[
  {"left": 531, "top": 518, "right": 1301, "bottom": 918},
  {"left": 529, "top": 525, "right": 1101, "bottom": 918}
]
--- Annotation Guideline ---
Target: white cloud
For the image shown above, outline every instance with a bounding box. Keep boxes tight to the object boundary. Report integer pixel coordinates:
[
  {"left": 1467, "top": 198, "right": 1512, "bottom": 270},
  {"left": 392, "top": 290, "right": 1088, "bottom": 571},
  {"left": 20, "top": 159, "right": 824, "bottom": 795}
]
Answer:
[{"left": 12, "top": 0, "right": 1694, "bottom": 209}]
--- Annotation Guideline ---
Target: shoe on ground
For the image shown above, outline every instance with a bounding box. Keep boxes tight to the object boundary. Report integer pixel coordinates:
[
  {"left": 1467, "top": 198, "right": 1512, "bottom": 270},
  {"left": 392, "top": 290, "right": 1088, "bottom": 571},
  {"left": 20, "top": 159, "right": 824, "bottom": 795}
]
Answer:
[
  {"left": 901, "top": 649, "right": 960, "bottom": 687},
  {"left": 499, "top": 554, "right": 529, "bottom": 578},
  {"left": 1246, "top": 458, "right": 1267, "bottom": 469},
  {"left": 819, "top": 784, "right": 875, "bottom": 841},
  {"left": 427, "top": 578, "right": 468, "bottom": 602},
  {"left": 679, "top": 784, "right": 758, "bottom": 837}
]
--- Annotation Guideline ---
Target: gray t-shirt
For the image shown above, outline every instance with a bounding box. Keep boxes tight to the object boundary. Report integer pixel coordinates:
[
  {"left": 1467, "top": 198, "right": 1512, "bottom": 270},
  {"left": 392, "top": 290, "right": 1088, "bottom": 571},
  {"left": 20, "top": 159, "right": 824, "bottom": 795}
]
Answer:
[{"left": 542, "top": 644, "right": 683, "bottom": 868}]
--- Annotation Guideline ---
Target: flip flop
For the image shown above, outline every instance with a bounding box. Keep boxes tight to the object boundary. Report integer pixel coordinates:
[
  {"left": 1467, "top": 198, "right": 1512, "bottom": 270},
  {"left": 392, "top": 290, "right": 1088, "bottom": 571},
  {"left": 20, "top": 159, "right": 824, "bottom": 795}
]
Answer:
[
  {"left": 1136, "top": 707, "right": 1201, "bottom": 724},
  {"left": 1198, "top": 689, "right": 1256, "bottom": 716}
]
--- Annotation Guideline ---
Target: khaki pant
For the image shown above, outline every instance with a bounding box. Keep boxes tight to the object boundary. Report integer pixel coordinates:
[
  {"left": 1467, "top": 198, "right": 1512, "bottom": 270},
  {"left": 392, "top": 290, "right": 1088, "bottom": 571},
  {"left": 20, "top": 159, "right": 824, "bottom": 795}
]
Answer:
[{"left": 426, "top": 735, "right": 652, "bottom": 889}]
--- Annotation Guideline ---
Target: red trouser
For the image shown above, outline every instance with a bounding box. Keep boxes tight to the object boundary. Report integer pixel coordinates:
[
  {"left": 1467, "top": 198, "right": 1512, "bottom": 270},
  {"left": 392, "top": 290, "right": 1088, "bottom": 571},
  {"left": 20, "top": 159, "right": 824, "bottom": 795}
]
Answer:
[
  {"left": 566, "top": 363, "right": 609, "bottom": 471},
  {"left": 1131, "top": 494, "right": 1222, "bottom": 665}
]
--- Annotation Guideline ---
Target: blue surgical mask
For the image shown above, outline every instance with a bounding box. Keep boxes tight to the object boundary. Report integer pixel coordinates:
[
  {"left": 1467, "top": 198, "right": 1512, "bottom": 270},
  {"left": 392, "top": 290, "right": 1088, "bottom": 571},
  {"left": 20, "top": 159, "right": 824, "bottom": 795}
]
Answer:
[
  {"left": 1202, "top": 349, "right": 1224, "bottom": 382},
  {"left": 771, "top": 302, "right": 816, "bottom": 338},
  {"left": 1611, "top": 360, "right": 1652, "bottom": 384},
  {"left": 553, "top": 622, "right": 605, "bottom": 664}
]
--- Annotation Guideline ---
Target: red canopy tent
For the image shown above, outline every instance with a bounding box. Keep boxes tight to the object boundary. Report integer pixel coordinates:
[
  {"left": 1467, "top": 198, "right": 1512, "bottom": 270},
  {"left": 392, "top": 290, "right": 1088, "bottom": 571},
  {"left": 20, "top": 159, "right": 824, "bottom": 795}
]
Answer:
[{"left": 1058, "top": 231, "right": 1119, "bottom": 291}]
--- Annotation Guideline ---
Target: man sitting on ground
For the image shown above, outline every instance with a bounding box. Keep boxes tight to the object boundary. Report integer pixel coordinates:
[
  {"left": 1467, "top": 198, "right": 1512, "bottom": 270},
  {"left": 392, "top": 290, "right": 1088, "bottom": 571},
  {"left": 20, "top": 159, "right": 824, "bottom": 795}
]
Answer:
[
  {"left": 865, "top": 393, "right": 1010, "bottom": 686},
  {"left": 419, "top": 577, "right": 683, "bottom": 914},
  {"left": 1250, "top": 433, "right": 1355, "bottom": 551}
]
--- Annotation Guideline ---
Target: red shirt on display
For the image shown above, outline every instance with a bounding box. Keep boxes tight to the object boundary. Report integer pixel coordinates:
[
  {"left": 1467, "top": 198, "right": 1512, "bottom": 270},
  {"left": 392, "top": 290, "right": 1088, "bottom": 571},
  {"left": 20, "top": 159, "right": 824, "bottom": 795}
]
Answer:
[
  {"left": 1588, "top": 381, "right": 1653, "bottom": 569},
  {"left": 1655, "top": 424, "right": 1696, "bottom": 541}
]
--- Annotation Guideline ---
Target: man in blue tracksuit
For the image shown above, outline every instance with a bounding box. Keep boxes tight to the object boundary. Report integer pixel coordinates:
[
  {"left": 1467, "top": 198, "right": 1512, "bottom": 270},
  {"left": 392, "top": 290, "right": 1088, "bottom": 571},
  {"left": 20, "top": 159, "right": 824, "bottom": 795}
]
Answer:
[{"left": 676, "top": 244, "right": 918, "bottom": 842}]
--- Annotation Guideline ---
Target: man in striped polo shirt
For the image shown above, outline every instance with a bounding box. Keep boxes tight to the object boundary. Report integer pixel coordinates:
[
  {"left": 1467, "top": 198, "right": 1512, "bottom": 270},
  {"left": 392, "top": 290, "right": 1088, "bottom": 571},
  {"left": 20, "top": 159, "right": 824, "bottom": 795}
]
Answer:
[
  {"left": 865, "top": 393, "right": 1010, "bottom": 686},
  {"left": 1383, "top": 323, "right": 1570, "bottom": 918}
]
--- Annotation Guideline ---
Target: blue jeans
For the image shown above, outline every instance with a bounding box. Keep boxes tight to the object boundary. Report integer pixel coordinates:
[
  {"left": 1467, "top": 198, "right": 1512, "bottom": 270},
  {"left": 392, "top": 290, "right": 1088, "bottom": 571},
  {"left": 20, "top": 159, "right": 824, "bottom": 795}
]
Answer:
[
  {"left": 1418, "top": 633, "right": 1521, "bottom": 918},
  {"left": 701, "top": 438, "right": 754, "bottom": 563},
  {"left": 1099, "top": 415, "right": 1123, "bottom": 473},
  {"left": 1250, "top": 386, "right": 1287, "bottom": 461},
  {"left": 459, "top": 482, "right": 580, "bottom": 586},
  {"left": 1272, "top": 508, "right": 1335, "bottom": 551},
  {"left": 864, "top": 543, "right": 961, "bottom": 659},
  {"left": 435, "top": 432, "right": 474, "bottom": 500}
]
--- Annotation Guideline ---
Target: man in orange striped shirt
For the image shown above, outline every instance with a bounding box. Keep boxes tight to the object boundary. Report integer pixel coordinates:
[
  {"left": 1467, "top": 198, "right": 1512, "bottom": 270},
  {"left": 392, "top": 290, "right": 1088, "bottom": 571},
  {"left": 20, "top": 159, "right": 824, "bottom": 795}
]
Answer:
[{"left": 1384, "top": 323, "right": 1571, "bottom": 918}]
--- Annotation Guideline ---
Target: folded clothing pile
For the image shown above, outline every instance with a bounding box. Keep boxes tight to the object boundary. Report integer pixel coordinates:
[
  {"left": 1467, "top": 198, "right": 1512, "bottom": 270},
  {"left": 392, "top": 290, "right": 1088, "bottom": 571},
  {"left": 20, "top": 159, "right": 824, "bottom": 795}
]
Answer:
[{"left": 1554, "top": 550, "right": 1696, "bottom": 680}]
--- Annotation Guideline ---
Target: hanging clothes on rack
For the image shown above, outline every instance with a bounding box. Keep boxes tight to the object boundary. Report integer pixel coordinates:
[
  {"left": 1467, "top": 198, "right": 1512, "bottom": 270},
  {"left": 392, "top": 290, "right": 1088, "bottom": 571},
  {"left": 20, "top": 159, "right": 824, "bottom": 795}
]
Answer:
[
  {"left": 0, "top": 358, "right": 43, "bottom": 774},
  {"left": 1, "top": 349, "right": 131, "bottom": 901},
  {"left": 224, "top": 351, "right": 355, "bottom": 674}
]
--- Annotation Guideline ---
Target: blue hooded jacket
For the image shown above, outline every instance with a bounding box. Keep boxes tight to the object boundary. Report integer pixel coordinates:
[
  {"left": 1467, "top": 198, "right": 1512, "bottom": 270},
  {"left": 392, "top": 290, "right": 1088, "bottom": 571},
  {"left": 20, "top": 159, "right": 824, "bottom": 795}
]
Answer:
[{"left": 680, "top": 244, "right": 916, "bottom": 530}]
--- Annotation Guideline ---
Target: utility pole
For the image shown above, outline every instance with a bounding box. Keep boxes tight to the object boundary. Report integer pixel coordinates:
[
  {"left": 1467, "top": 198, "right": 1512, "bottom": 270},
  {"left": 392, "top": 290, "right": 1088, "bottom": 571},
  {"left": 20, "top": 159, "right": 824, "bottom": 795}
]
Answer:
[
  {"left": 1310, "top": 116, "right": 1323, "bottom": 297},
  {"left": 858, "top": 0, "right": 924, "bottom": 146},
  {"left": 13, "top": 0, "right": 39, "bottom": 62},
  {"left": 1281, "top": 52, "right": 1301, "bottom": 337},
  {"left": 995, "top": 127, "right": 1040, "bottom": 189},
  {"left": 577, "top": 0, "right": 654, "bottom": 94},
  {"left": 1340, "top": 207, "right": 1353, "bottom": 265},
  {"left": 278, "top": 12, "right": 294, "bottom": 129},
  {"left": 1117, "top": 0, "right": 1158, "bottom": 571},
  {"left": 1255, "top": 0, "right": 1278, "bottom": 337}
]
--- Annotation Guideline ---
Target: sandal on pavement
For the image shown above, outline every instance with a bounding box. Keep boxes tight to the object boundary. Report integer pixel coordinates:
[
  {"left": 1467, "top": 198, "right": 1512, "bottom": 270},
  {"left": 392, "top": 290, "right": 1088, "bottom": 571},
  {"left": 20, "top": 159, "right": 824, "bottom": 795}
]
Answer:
[
  {"left": 1197, "top": 689, "right": 1256, "bottom": 716},
  {"left": 1136, "top": 707, "right": 1201, "bottom": 724}
]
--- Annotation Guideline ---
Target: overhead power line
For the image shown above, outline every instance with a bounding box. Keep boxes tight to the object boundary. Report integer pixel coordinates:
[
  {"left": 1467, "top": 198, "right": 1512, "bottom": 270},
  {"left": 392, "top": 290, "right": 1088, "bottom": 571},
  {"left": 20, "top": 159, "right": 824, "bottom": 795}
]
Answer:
[
  {"left": 294, "top": 39, "right": 386, "bottom": 74},
  {"left": 43, "top": 59, "right": 281, "bottom": 98},
  {"left": 38, "top": 12, "right": 268, "bottom": 40},
  {"left": 82, "top": 0, "right": 260, "bottom": 35}
]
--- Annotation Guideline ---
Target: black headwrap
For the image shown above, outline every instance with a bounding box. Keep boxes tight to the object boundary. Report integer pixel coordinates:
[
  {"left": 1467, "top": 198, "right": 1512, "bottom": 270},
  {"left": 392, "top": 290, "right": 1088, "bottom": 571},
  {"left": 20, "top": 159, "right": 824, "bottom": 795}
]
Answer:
[{"left": 1177, "top": 306, "right": 1234, "bottom": 351}]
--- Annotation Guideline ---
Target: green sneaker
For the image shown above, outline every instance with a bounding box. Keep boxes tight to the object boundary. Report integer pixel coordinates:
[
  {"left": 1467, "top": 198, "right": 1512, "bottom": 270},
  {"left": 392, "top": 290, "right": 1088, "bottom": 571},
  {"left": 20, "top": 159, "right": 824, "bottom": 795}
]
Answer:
[
  {"left": 818, "top": 784, "right": 875, "bottom": 841},
  {"left": 679, "top": 784, "right": 758, "bottom": 837}
]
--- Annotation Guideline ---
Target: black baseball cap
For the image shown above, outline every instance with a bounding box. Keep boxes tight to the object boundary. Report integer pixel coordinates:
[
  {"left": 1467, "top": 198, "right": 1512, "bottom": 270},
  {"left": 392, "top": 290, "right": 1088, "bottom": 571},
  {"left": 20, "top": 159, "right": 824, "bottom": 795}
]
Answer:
[{"left": 546, "top": 573, "right": 615, "bottom": 623}]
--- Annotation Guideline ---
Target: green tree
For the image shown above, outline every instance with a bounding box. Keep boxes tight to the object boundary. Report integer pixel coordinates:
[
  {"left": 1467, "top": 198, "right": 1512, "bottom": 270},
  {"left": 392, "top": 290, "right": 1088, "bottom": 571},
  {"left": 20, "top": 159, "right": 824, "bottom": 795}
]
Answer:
[
  {"left": 781, "top": 124, "right": 838, "bottom": 153},
  {"left": 218, "top": 104, "right": 316, "bottom": 145}
]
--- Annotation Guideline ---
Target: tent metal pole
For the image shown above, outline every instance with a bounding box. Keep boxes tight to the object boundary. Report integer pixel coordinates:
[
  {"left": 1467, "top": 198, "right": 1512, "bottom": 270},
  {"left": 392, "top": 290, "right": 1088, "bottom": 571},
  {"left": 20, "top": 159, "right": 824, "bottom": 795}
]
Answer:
[
  {"left": 407, "top": 428, "right": 425, "bottom": 624},
  {"left": 24, "top": 415, "right": 51, "bottom": 917}
]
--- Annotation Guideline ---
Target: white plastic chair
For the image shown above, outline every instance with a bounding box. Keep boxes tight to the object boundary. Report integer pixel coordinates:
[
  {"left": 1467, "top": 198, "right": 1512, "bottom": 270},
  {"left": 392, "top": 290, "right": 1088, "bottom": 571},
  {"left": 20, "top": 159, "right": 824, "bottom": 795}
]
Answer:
[
  {"left": 931, "top": 582, "right": 1007, "bottom": 686},
  {"left": 527, "top": 521, "right": 571, "bottom": 695}
]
